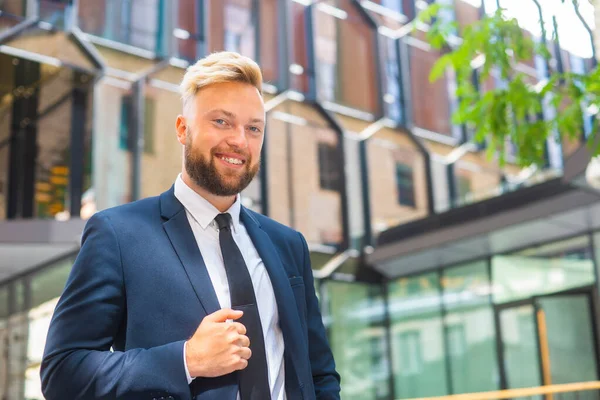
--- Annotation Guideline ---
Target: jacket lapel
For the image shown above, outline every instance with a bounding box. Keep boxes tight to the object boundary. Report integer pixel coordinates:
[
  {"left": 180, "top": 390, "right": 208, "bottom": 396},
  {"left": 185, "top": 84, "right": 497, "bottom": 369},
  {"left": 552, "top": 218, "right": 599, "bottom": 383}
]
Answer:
[
  {"left": 160, "top": 186, "right": 220, "bottom": 316},
  {"left": 240, "top": 207, "right": 308, "bottom": 389}
]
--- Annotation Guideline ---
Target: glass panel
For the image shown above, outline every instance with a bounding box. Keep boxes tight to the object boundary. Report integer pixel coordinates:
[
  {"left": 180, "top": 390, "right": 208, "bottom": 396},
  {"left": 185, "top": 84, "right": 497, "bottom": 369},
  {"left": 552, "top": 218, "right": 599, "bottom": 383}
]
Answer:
[
  {"left": 388, "top": 273, "right": 449, "bottom": 398},
  {"left": 267, "top": 102, "right": 344, "bottom": 249},
  {"left": 29, "top": 257, "right": 73, "bottom": 310},
  {"left": 36, "top": 65, "right": 74, "bottom": 219},
  {"left": 405, "top": 34, "right": 453, "bottom": 136},
  {"left": 499, "top": 304, "right": 542, "bottom": 389},
  {"left": 537, "top": 295, "right": 598, "bottom": 386},
  {"left": 493, "top": 235, "right": 595, "bottom": 304},
  {"left": 367, "top": 130, "right": 428, "bottom": 238},
  {"left": 289, "top": 2, "right": 309, "bottom": 93},
  {"left": 442, "top": 261, "right": 499, "bottom": 393},
  {"left": 0, "top": 285, "right": 8, "bottom": 319},
  {"left": 0, "top": 309, "right": 7, "bottom": 398},
  {"left": 78, "top": 0, "right": 160, "bottom": 52},
  {"left": 207, "top": 0, "right": 255, "bottom": 59},
  {"left": 363, "top": 0, "right": 413, "bottom": 30},
  {"left": 259, "top": 0, "right": 280, "bottom": 85},
  {"left": 0, "top": 257, "right": 76, "bottom": 400},
  {"left": 0, "top": 0, "right": 25, "bottom": 19},
  {"left": 39, "top": 0, "right": 72, "bottom": 29},
  {"left": 380, "top": 36, "right": 403, "bottom": 122},
  {"left": 175, "top": 0, "right": 202, "bottom": 62},
  {"left": 324, "top": 280, "right": 390, "bottom": 400},
  {"left": 313, "top": 0, "right": 379, "bottom": 113}
]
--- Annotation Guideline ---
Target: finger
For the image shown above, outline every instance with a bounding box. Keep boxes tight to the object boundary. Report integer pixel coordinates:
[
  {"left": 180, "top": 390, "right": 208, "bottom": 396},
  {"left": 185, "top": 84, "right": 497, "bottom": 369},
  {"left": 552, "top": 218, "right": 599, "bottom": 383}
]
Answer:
[
  {"left": 232, "top": 322, "right": 246, "bottom": 335},
  {"left": 206, "top": 308, "right": 243, "bottom": 322},
  {"left": 235, "top": 357, "right": 249, "bottom": 370},
  {"left": 236, "top": 334, "right": 250, "bottom": 348},
  {"left": 239, "top": 346, "right": 252, "bottom": 360}
]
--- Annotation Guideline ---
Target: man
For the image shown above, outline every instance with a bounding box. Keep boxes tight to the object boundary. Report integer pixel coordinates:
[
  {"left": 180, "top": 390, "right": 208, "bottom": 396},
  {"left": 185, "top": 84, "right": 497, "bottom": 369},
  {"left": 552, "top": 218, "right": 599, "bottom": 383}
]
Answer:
[{"left": 40, "top": 51, "right": 340, "bottom": 400}]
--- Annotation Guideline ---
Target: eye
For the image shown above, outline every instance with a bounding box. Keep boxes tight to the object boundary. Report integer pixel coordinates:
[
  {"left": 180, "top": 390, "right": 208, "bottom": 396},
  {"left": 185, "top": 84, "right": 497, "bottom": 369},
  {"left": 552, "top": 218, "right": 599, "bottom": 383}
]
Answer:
[
  {"left": 248, "top": 126, "right": 262, "bottom": 133},
  {"left": 214, "top": 119, "right": 227, "bottom": 125}
]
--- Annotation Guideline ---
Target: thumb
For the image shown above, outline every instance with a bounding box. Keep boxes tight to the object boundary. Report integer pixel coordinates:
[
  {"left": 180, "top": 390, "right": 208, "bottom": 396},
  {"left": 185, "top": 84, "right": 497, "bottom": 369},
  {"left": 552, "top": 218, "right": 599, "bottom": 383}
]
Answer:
[{"left": 207, "top": 308, "right": 243, "bottom": 322}]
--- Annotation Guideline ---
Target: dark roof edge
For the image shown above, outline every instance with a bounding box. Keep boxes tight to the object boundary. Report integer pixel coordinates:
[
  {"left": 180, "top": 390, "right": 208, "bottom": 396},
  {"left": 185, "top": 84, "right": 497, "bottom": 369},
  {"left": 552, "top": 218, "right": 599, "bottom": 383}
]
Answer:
[{"left": 377, "top": 177, "right": 573, "bottom": 246}]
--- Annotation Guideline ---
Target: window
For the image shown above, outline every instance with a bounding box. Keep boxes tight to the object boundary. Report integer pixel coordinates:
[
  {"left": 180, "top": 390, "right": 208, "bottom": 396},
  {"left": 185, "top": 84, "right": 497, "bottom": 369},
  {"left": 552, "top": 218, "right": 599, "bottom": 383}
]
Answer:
[
  {"left": 396, "top": 163, "right": 415, "bottom": 207},
  {"left": 381, "top": 0, "right": 404, "bottom": 13},
  {"left": 313, "top": 0, "right": 378, "bottom": 112},
  {"left": 397, "top": 330, "right": 423, "bottom": 375},
  {"left": 456, "top": 174, "right": 471, "bottom": 204},
  {"left": 78, "top": 0, "right": 161, "bottom": 52},
  {"left": 383, "top": 37, "right": 402, "bottom": 122},
  {"left": 318, "top": 142, "right": 341, "bottom": 191},
  {"left": 119, "top": 95, "right": 155, "bottom": 154}
]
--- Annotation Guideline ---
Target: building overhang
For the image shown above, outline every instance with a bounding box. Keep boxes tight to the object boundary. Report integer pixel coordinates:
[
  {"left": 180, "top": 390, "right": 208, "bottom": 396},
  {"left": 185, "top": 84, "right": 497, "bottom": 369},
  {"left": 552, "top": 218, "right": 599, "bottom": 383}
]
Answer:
[
  {"left": 0, "top": 218, "right": 86, "bottom": 283},
  {"left": 368, "top": 146, "right": 600, "bottom": 279}
]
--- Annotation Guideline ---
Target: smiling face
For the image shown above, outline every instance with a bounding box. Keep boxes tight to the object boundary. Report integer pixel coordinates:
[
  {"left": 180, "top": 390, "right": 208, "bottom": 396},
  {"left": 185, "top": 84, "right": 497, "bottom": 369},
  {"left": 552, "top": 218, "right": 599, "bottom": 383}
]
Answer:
[{"left": 176, "top": 81, "right": 265, "bottom": 197}]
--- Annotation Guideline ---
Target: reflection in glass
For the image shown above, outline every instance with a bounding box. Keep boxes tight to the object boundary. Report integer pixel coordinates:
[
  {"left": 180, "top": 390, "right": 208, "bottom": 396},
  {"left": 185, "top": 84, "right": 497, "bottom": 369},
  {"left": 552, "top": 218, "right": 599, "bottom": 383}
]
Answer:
[
  {"left": 442, "top": 261, "right": 499, "bottom": 393},
  {"left": 388, "top": 273, "right": 449, "bottom": 398},
  {"left": 290, "top": 2, "right": 310, "bottom": 93},
  {"left": 266, "top": 102, "right": 343, "bottom": 249},
  {"left": 381, "top": 36, "right": 403, "bottom": 122},
  {"left": 324, "top": 280, "right": 390, "bottom": 400},
  {"left": 407, "top": 37, "right": 452, "bottom": 136},
  {"left": 0, "top": 258, "right": 73, "bottom": 400},
  {"left": 313, "top": 0, "right": 378, "bottom": 113},
  {"left": 78, "top": 0, "right": 161, "bottom": 53},
  {"left": 492, "top": 235, "right": 595, "bottom": 304},
  {"left": 207, "top": 0, "right": 255, "bottom": 58},
  {"left": 537, "top": 295, "right": 598, "bottom": 386},
  {"left": 499, "top": 305, "right": 542, "bottom": 390},
  {"left": 39, "top": 0, "right": 72, "bottom": 29}
]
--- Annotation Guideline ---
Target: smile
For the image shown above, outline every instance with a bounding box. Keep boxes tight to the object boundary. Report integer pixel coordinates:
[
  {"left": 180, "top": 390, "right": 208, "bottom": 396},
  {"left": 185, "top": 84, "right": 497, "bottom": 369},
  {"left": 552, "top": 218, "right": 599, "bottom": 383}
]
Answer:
[{"left": 218, "top": 156, "right": 244, "bottom": 165}]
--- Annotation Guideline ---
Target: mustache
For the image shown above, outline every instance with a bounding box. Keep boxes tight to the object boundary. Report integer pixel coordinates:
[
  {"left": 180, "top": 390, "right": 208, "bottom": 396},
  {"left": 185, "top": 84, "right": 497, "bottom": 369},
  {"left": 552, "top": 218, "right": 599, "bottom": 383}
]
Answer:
[{"left": 210, "top": 147, "right": 250, "bottom": 159}]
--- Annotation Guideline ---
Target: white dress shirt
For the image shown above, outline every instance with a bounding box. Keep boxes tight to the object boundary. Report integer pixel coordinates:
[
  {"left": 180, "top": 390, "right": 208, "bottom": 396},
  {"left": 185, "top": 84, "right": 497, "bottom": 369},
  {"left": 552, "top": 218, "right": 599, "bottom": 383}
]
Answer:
[{"left": 174, "top": 175, "right": 286, "bottom": 400}]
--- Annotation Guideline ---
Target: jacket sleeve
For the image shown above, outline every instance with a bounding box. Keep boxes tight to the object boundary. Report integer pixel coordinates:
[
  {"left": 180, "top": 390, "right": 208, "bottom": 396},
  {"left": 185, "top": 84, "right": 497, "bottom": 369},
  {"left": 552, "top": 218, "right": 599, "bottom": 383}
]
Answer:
[
  {"left": 40, "top": 212, "right": 191, "bottom": 400},
  {"left": 297, "top": 232, "right": 341, "bottom": 400}
]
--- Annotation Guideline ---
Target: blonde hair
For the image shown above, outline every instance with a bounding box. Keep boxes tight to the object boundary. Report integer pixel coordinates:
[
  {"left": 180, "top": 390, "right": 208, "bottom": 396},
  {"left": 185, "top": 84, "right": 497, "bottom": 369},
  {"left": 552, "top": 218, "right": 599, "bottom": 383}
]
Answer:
[{"left": 180, "top": 51, "right": 263, "bottom": 117}]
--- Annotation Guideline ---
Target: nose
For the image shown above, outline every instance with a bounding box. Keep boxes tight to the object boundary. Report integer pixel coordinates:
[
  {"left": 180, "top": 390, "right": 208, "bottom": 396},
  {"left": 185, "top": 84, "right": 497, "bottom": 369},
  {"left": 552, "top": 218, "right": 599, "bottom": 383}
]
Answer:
[{"left": 226, "top": 125, "right": 248, "bottom": 149}]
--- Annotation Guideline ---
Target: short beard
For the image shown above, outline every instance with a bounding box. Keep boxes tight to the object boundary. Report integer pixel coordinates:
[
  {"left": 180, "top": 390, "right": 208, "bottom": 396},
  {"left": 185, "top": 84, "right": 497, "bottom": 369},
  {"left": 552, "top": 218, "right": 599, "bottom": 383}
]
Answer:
[{"left": 184, "top": 136, "right": 259, "bottom": 197}]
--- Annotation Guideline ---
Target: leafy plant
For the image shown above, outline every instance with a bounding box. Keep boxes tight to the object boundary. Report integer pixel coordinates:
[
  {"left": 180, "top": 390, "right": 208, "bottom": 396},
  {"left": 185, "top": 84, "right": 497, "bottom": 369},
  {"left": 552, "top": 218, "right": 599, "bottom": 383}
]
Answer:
[{"left": 416, "top": 0, "right": 599, "bottom": 167}]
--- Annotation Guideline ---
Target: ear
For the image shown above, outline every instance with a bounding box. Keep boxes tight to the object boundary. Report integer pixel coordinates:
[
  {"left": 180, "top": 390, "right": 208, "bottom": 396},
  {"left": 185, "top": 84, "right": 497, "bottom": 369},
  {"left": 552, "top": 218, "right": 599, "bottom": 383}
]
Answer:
[{"left": 175, "top": 115, "right": 187, "bottom": 145}]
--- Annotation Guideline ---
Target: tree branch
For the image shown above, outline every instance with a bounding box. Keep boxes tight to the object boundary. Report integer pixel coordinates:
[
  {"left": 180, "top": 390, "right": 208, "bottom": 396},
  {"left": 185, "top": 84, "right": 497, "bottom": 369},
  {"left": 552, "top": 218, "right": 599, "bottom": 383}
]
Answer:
[{"left": 571, "top": 0, "right": 597, "bottom": 63}]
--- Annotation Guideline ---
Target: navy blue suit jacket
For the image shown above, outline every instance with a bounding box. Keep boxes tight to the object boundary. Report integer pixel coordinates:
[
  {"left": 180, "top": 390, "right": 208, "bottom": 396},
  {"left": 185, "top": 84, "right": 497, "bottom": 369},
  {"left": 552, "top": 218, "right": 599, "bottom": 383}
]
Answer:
[{"left": 40, "top": 187, "right": 340, "bottom": 400}]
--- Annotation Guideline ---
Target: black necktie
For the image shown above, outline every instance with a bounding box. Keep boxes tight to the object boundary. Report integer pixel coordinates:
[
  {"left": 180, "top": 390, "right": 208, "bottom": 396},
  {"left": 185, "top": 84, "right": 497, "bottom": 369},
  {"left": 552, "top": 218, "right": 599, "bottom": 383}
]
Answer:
[{"left": 214, "top": 213, "right": 271, "bottom": 400}]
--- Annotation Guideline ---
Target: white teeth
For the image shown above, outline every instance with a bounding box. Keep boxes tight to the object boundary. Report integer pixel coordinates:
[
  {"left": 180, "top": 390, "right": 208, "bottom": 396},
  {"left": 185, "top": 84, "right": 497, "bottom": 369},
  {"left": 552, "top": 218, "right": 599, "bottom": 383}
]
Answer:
[{"left": 220, "top": 156, "right": 243, "bottom": 165}]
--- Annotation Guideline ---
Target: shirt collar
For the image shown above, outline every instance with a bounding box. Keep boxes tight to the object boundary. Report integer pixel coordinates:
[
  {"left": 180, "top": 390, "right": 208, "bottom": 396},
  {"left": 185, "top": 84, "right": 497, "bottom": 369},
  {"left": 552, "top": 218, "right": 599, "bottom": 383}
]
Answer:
[{"left": 174, "top": 174, "right": 241, "bottom": 233}]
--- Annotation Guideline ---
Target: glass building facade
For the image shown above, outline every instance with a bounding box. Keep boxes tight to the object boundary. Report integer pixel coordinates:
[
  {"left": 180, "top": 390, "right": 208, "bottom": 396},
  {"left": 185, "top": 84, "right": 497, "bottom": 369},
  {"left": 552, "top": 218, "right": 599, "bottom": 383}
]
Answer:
[{"left": 0, "top": 0, "right": 598, "bottom": 399}]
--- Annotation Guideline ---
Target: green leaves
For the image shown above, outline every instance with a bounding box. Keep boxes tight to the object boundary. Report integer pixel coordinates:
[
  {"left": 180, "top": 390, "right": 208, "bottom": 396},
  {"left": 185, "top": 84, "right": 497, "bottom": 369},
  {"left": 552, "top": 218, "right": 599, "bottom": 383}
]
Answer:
[{"left": 417, "top": 1, "right": 600, "bottom": 167}]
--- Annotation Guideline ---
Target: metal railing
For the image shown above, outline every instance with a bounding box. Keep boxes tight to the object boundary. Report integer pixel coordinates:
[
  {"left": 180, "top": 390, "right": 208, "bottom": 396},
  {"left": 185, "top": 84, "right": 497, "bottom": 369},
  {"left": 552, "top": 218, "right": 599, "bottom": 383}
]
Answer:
[{"left": 401, "top": 381, "right": 600, "bottom": 400}]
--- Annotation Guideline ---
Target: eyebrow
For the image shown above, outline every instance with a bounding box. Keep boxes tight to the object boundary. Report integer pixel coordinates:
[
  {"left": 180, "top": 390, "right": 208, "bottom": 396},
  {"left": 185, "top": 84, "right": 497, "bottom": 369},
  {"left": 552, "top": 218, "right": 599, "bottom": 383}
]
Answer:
[{"left": 207, "top": 109, "right": 265, "bottom": 125}]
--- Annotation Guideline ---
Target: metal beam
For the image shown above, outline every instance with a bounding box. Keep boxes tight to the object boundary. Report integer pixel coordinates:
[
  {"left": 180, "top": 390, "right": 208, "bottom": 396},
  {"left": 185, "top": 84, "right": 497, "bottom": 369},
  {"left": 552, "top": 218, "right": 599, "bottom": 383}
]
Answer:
[
  {"left": 130, "top": 79, "right": 145, "bottom": 201},
  {"left": 69, "top": 27, "right": 107, "bottom": 72},
  {"left": 69, "top": 72, "right": 88, "bottom": 217},
  {"left": 0, "top": 17, "right": 38, "bottom": 45}
]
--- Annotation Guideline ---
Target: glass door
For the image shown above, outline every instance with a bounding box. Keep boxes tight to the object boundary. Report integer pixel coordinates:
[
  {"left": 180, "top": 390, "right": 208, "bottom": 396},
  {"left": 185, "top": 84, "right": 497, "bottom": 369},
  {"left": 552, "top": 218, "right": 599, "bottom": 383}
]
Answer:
[
  {"left": 534, "top": 293, "right": 599, "bottom": 386},
  {"left": 497, "top": 289, "right": 600, "bottom": 398}
]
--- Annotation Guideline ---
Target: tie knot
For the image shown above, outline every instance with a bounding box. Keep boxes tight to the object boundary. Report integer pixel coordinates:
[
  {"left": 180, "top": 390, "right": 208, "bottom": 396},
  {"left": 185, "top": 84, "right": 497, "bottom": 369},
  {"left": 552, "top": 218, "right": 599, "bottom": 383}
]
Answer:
[{"left": 214, "top": 213, "right": 232, "bottom": 231}]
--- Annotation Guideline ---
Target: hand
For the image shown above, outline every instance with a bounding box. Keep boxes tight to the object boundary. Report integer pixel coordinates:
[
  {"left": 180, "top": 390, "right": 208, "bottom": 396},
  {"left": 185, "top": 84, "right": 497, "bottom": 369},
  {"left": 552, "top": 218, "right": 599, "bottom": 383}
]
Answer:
[{"left": 185, "top": 308, "right": 251, "bottom": 378}]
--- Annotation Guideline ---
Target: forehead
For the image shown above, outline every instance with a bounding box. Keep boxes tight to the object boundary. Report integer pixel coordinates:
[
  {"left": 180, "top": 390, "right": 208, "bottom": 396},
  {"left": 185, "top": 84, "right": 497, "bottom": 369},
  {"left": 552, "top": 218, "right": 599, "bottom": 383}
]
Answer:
[{"left": 195, "top": 81, "right": 264, "bottom": 117}]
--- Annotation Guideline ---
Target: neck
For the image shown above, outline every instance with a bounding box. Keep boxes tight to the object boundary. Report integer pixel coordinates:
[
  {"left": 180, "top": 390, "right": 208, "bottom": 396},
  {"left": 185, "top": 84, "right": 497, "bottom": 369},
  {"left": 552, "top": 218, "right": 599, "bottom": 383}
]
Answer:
[{"left": 181, "top": 171, "right": 237, "bottom": 212}]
